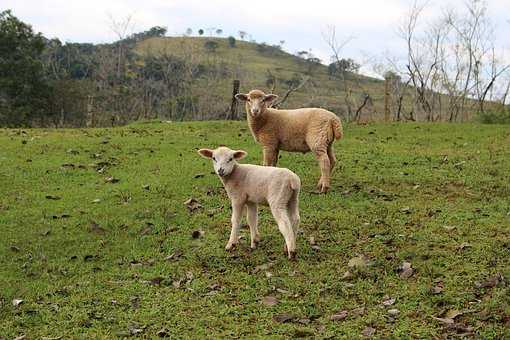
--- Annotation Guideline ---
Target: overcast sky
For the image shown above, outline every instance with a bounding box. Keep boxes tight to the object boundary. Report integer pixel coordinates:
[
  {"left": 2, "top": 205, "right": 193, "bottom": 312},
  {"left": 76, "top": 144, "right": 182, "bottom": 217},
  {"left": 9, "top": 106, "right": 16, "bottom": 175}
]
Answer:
[{"left": 3, "top": 0, "right": 510, "bottom": 73}]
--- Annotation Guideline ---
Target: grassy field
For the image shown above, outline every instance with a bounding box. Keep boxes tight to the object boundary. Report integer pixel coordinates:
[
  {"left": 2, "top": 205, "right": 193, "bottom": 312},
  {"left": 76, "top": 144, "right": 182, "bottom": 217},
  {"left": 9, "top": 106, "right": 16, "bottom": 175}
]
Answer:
[{"left": 0, "top": 121, "right": 509, "bottom": 338}]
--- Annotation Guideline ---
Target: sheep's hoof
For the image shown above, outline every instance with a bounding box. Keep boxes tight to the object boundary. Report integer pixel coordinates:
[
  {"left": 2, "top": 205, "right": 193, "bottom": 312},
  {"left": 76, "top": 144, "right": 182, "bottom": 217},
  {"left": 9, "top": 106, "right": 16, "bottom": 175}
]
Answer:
[
  {"left": 288, "top": 251, "right": 297, "bottom": 261},
  {"left": 316, "top": 181, "right": 330, "bottom": 193},
  {"left": 250, "top": 243, "right": 257, "bottom": 250},
  {"left": 283, "top": 244, "right": 288, "bottom": 255}
]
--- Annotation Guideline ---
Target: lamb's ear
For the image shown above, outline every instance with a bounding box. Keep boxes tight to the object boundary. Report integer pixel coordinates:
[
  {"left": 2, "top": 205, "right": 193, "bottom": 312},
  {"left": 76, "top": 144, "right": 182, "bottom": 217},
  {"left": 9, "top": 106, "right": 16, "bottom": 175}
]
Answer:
[
  {"left": 235, "top": 93, "right": 249, "bottom": 101},
  {"left": 233, "top": 150, "right": 247, "bottom": 160},
  {"left": 263, "top": 94, "right": 278, "bottom": 103},
  {"left": 198, "top": 149, "right": 214, "bottom": 159}
]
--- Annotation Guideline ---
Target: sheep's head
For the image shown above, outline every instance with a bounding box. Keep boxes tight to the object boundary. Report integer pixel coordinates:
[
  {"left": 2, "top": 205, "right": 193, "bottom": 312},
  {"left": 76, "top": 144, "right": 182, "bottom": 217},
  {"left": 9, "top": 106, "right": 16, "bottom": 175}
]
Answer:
[
  {"left": 198, "top": 146, "right": 247, "bottom": 177},
  {"left": 235, "top": 89, "right": 278, "bottom": 117}
]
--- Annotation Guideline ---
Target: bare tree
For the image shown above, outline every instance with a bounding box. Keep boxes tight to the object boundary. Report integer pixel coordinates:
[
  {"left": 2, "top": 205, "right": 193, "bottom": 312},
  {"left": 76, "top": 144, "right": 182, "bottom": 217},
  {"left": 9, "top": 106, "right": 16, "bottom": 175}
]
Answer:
[
  {"left": 398, "top": 1, "right": 448, "bottom": 121},
  {"left": 322, "top": 25, "right": 356, "bottom": 120},
  {"left": 107, "top": 14, "right": 135, "bottom": 124}
]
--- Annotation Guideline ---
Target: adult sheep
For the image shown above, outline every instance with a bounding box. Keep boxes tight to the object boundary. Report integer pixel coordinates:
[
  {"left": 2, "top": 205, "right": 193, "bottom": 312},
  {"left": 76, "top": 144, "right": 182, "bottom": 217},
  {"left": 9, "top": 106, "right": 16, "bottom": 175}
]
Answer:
[{"left": 235, "top": 89, "right": 343, "bottom": 193}]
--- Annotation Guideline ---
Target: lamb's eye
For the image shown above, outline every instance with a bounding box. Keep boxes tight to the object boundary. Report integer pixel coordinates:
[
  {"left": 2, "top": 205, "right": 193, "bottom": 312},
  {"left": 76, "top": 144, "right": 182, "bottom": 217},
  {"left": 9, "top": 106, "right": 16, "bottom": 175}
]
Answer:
[
  {"left": 212, "top": 157, "right": 216, "bottom": 161},
  {"left": 229, "top": 157, "right": 233, "bottom": 162}
]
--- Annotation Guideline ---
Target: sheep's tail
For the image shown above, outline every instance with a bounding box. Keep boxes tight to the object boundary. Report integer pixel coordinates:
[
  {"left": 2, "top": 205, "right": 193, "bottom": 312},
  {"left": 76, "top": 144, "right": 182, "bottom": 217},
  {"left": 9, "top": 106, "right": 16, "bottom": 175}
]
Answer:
[{"left": 331, "top": 117, "right": 343, "bottom": 140}]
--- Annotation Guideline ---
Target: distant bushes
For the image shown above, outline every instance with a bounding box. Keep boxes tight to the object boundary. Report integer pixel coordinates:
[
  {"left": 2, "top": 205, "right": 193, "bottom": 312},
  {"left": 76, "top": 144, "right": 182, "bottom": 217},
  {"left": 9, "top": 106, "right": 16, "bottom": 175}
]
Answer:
[
  {"left": 204, "top": 40, "right": 219, "bottom": 53},
  {"left": 227, "top": 36, "right": 236, "bottom": 48},
  {"left": 255, "top": 43, "right": 284, "bottom": 56},
  {"left": 477, "top": 110, "right": 510, "bottom": 124}
]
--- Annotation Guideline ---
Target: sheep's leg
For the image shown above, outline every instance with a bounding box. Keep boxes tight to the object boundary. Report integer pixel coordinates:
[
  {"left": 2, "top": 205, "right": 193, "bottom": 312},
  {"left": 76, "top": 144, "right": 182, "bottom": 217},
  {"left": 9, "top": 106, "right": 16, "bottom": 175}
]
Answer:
[
  {"left": 226, "top": 202, "right": 244, "bottom": 251},
  {"left": 327, "top": 144, "right": 336, "bottom": 173},
  {"left": 263, "top": 147, "right": 278, "bottom": 166},
  {"left": 271, "top": 149, "right": 279, "bottom": 166},
  {"left": 313, "top": 149, "right": 331, "bottom": 193},
  {"left": 271, "top": 206, "right": 296, "bottom": 260},
  {"left": 246, "top": 202, "right": 260, "bottom": 249}
]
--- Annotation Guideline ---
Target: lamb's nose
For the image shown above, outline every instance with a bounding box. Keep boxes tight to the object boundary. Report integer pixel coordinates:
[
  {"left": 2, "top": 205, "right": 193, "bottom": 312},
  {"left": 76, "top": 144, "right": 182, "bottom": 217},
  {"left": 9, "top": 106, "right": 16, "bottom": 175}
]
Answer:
[
  {"left": 218, "top": 168, "right": 225, "bottom": 176},
  {"left": 252, "top": 109, "right": 259, "bottom": 114}
]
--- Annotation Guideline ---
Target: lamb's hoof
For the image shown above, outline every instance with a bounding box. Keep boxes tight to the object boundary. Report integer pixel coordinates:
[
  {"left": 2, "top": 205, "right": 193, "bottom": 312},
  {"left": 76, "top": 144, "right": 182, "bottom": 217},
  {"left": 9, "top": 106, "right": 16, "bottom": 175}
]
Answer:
[
  {"left": 250, "top": 243, "right": 257, "bottom": 250},
  {"left": 288, "top": 251, "right": 297, "bottom": 261},
  {"left": 225, "top": 243, "right": 237, "bottom": 251},
  {"left": 283, "top": 244, "right": 288, "bottom": 255}
]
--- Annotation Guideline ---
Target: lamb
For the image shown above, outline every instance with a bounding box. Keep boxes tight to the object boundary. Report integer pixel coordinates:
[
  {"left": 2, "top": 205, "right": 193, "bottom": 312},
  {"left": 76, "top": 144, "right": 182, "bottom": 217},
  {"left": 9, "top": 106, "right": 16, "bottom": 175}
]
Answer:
[
  {"left": 198, "top": 146, "right": 301, "bottom": 260},
  {"left": 235, "top": 89, "right": 343, "bottom": 193}
]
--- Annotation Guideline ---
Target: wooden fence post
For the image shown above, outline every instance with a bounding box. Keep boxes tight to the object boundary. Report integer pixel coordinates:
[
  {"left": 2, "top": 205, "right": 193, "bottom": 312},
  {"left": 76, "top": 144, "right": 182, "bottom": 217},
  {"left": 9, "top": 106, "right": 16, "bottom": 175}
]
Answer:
[
  {"left": 229, "top": 79, "right": 240, "bottom": 120},
  {"left": 384, "top": 77, "right": 390, "bottom": 122}
]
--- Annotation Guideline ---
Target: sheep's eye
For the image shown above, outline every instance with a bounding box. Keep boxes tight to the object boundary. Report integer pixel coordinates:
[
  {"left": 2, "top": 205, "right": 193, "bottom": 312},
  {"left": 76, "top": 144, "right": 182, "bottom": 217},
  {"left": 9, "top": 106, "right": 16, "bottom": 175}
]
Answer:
[
  {"left": 212, "top": 157, "right": 216, "bottom": 161},
  {"left": 229, "top": 157, "right": 233, "bottom": 162}
]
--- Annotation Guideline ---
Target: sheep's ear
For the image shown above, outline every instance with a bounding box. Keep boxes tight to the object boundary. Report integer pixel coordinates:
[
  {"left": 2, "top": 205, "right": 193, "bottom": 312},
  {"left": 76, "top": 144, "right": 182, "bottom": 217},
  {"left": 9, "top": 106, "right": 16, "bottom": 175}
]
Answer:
[
  {"left": 233, "top": 150, "right": 247, "bottom": 160},
  {"left": 198, "top": 149, "right": 214, "bottom": 159},
  {"left": 263, "top": 94, "right": 278, "bottom": 103},
  {"left": 235, "top": 93, "right": 249, "bottom": 101}
]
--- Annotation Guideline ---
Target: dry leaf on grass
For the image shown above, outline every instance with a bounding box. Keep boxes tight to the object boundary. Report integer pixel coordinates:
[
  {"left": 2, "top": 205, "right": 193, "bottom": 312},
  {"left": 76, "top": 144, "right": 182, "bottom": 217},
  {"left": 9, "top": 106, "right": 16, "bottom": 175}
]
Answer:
[
  {"left": 89, "top": 222, "right": 106, "bottom": 235},
  {"left": 398, "top": 261, "right": 414, "bottom": 279},
  {"left": 457, "top": 242, "right": 472, "bottom": 250},
  {"left": 104, "top": 176, "right": 120, "bottom": 183},
  {"left": 12, "top": 299, "right": 23, "bottom": 307},
  {"left": 348, "top": 255, "right": 369, "bottom": 269},
  {"left": 330, "top": 310, "right": 348, "bottom": 321},
  {"left": 475, "top": 273, "right": 503, "bottom": 289},
  {"left": 156, "top": 328, "right": 169, "bottom": 337},
  {"left": 191, "top": 230, "right": 204, "bottom": 239},
  {"left": 362, "top": 326, "right": 376, "bottom": 337},
  {"left": 261, "top": 296, "right": 279, "bottom": 306},
  {"left": 387, "top": 309, "right": 399, "bottom": 317},
  {"left": 431, "top": 282, "right": 444, "bottom": 295},
  {"left": 382, "top": 296, "right": 396, "bottom": 306},
  {"left": 273, "top": 313, "right": 295, "bottom": 323},
  {"left": 184, "top": 198, "right": 202, "bottom": 212}
]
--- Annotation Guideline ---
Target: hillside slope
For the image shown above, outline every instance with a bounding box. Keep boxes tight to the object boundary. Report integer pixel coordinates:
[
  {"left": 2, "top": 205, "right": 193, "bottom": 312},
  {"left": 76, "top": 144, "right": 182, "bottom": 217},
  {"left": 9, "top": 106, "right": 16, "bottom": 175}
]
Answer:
[{"left": 135, "top": 36, "right": 386, "bottom": 120}]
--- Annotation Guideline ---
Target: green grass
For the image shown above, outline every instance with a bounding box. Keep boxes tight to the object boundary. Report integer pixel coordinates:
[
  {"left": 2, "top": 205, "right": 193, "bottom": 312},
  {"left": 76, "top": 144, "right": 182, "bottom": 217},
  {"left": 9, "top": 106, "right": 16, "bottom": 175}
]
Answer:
[{"left": 0, "top": 121, "right": 509, "bottom": 338}]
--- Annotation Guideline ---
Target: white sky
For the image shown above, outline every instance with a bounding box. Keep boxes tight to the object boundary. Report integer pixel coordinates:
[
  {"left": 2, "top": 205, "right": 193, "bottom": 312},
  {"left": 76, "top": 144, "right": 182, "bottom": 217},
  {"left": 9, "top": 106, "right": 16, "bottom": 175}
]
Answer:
[{"left": 3, "top": 0, "right": 510, "bottom": 74}]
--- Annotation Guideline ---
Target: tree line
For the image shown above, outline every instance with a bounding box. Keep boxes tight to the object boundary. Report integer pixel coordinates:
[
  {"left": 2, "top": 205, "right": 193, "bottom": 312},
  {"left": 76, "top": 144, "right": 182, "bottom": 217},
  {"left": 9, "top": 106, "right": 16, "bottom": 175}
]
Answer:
[{"left": 0, "top": 11, "right": 249, "bottom": 127}]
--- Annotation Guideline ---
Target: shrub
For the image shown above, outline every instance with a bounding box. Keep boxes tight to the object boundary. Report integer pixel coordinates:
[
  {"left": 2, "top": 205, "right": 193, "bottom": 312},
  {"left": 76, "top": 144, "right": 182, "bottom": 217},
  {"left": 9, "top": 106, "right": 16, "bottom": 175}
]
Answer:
[
  {"left": 204, "top": 40, "right": 219, "bottom": 53},
  {"left": 255, "top": 43, "right": 283, "bottom": 56},
  {"left": 477, "top": 110, "right": 510, "bottom": 124},
  {"left": 227, "top": 36, "right": 236, "bottom": 48}
]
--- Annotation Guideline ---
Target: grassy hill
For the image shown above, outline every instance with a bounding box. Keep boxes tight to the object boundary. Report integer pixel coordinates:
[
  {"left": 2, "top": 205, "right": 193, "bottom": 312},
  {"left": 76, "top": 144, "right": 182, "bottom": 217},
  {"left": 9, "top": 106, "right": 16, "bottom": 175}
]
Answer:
[
  {"left": 1, "top": 121, "right": 509, "bottom": 337},
  {"left": 135, "top": 37, "right": 386, "bottom": 120}
]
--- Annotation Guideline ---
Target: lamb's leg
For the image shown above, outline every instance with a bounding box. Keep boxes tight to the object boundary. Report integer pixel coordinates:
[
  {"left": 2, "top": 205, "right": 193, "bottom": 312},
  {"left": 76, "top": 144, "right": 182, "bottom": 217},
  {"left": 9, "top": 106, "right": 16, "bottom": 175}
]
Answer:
[
  {"left": 271, "top": 206, "right": 296, "bottom": 260},
  {"left": 288, "top": 191, "right": 300, "bottom": 236},
  {"left": 263, "top": 147, "right": 278, "bottom": 166},
  {"left": 313, "top": 148, "right": 331, "bottom": 193},
  {"left": 246, "top": 202, "right": 260, "bottom": 249},
  {"left": 226, "top": 202, "right": 244, "bottom": 250},
  {"left": 327, "top": 144, "right": 336, "bottom": 173}
]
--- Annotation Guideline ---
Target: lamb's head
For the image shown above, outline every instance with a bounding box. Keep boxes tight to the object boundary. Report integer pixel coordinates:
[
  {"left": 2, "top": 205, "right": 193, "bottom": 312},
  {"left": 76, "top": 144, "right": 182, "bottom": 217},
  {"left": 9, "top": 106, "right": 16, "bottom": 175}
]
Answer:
[
  {"left": 235, "top": 89, "right": 278, "bottom": 117},
  {"left": 198, "top": 146, "right": 247, "bottom": 177}
]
